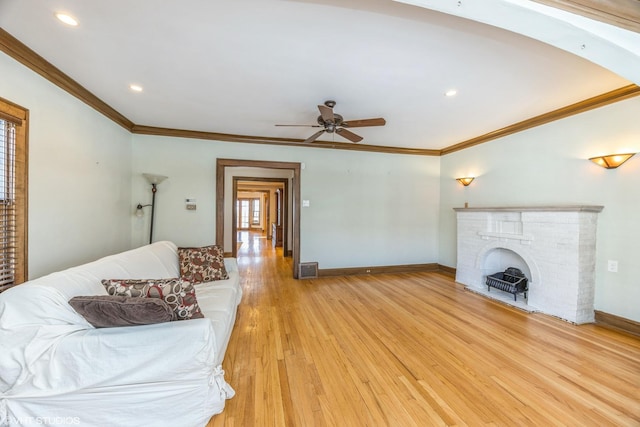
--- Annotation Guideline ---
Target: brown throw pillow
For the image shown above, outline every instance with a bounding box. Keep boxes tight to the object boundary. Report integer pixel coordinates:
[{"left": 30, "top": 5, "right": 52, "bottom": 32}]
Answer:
[
  {"left": 101, "top": 278, "right": 204, "bottom": 320},
  {"left": 69, "top": 295, "right": 175, "bottom": 328},
  {"left": 178, "top": 245, "right": 229, "bottom": 283}
]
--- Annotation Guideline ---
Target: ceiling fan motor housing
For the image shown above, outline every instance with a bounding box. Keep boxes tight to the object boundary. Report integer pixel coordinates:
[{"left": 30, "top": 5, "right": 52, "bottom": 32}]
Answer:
[{"left": 317, "top": 113, "right": 344, "bottom": 131}]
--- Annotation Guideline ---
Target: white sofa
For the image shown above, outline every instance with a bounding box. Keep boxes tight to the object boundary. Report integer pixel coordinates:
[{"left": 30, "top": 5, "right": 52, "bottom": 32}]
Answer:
[{"left": 0, "top": 241, "right": 242, "bottom": 427}]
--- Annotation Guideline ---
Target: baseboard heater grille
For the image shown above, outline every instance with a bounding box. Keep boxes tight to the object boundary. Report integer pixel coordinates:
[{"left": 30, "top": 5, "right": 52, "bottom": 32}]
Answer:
[{"left": 298, "top": 262, "right": 318, "bottom": 279}]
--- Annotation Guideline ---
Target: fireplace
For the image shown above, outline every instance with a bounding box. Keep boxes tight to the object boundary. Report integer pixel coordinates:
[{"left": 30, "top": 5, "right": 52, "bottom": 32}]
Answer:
[{"left": 454, "top": 206, "right": 603, "bottom": 324}]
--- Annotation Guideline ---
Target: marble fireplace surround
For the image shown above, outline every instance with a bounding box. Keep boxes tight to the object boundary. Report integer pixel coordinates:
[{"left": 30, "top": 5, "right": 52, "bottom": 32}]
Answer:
[{"left": 454, "top": 206, "right": 604, "bottom": 324}]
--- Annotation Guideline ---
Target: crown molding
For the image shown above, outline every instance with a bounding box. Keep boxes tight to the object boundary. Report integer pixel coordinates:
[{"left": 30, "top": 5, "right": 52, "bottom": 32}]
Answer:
[
  {"left": 132, "top": 124, "right": 441, "bottom": 156},
  {"left": 0, "top": 28, "right": 134, "bottom": 130},
  {"left": 440, "top": 84, "right": 640, "bottom": 155}
]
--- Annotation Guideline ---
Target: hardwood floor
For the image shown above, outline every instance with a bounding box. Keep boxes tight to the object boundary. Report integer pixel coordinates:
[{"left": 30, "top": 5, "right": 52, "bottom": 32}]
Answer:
[{"left": 209, "top": 231, "right": 640, "bottom": 426}]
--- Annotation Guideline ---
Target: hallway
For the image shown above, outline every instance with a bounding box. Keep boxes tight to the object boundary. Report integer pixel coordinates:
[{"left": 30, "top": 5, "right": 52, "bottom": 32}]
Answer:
[
  {"left": 235, "top": 229, "right": 294, "bottom": 285},
  {"left": 236, "top": 229, "right": 282, "bottom": 259}
]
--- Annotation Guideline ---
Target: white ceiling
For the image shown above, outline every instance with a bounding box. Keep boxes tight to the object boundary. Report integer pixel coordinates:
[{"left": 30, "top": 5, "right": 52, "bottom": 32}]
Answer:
[{"left": 0, "top": 0, "right": 634, "bottom": 151}]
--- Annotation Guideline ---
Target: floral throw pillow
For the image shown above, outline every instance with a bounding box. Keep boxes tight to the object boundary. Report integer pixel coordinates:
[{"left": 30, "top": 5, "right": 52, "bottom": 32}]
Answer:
[
  {"left": 101, "top": 278, "right": 203, "bottom": 320},
  {"left": 178, "top": 245, "right": 229, "bottom": 283}
]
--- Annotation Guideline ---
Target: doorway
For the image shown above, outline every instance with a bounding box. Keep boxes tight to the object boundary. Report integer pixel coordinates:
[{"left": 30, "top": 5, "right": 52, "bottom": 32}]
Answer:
[
  {"left": 216, "top": 158, "right": 301, "bottom": 278},
  {"left": 233, "top": 177, "right": 288, "bottom": 257}
]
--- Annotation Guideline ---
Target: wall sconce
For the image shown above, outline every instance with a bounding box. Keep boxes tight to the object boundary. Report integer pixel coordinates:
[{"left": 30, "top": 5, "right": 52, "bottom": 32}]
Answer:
[
  {"left": 456, "top": 177, "right": 475, "bottom": 186},
  {"left": 135, "top": 203, "right": 151, "bottom": 218},
  {"left": 135, "top": 173, "right": 168, "bottom": 244},
  {"left": 589, "top": 153, "right": 636, "bottom": 169}
]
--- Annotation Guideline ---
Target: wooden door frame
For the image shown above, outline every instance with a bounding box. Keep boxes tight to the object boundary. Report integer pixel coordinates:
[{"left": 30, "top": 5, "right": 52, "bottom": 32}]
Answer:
[
  {"left": 233, "top": 179, "right": 287, "bottom": 254},
  {"left": 216, "top": 158, "right": 301, "bottom": 278}
]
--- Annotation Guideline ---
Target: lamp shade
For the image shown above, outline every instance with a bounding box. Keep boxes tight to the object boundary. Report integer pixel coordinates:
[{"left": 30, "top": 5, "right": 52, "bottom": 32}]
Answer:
[
  {"left": 456, "top": 177, "right": 475, "bottom": 186},
  {"left": 143, "top": 173, "right": 168, "bottom": 185},
  {"left": 589, "top": 153, "right": 635, "bottom": 169}
]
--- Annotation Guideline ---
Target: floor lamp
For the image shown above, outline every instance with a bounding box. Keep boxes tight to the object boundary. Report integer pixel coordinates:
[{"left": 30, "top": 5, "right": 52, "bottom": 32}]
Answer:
[{"left": 135, "top": 173, "right": 168, "bottom": 244}]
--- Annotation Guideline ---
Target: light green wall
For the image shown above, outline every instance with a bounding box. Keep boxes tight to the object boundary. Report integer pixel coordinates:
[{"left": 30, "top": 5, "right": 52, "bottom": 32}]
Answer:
[
  {"left": 131, "top": 134, "right": 442, "bottom": 268},
  {"left": 439, "top": 97, "right": 640, "bottom": 322},
  {"left": 0, "top": 52, "right": 133, "bottom": 279}
]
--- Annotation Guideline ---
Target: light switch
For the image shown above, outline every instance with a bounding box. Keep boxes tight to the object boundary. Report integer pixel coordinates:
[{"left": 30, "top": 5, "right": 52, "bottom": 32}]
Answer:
[{"left": 302, "top": 200, "right": 310, "bottom": 207}]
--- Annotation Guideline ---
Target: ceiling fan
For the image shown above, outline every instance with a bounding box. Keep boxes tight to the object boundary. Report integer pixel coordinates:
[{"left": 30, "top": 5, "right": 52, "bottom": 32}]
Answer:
[{"left": 276, "top": 100, "right": 386, "bottom": 144}]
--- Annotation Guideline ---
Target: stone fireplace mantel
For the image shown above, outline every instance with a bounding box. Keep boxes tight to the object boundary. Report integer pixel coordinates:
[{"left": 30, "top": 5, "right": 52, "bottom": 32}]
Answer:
[{"left": 454, "top": 205, "right": 603, "bottom": 324}]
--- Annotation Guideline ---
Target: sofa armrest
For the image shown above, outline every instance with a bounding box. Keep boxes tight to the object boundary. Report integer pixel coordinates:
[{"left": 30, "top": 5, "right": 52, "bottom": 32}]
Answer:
[
  {"left": 20, "top": 319, "right": 217, "bottom": 395},
  {"left": 224, "top": 257, "right": 238, "bottom": 273}
]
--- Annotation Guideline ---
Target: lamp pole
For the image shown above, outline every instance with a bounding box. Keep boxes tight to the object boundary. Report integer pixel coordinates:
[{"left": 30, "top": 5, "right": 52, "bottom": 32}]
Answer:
[
  {"left": 149, "top": 183, "right": 157, "bottom": 244},
  {"left": 139, "top": 173, "right": 168, "bottom": 246}
]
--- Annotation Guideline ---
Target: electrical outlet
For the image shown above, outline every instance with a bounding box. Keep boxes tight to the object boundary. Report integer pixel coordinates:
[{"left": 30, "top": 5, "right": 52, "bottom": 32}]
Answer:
[{"left": 607, "top": 260, "right": 618, "bottom": 273}]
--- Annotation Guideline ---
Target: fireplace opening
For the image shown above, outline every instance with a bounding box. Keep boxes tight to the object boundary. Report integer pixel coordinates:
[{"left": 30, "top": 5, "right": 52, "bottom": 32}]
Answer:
[
  {"left": 481, "top": 248, "right": 531, "bottom": 302},
  {"left": 482, "top": 248, "right": 531, "bottom": 284},
  {"left": 486, "top": 267, "right": 528, "bottom": 301}
]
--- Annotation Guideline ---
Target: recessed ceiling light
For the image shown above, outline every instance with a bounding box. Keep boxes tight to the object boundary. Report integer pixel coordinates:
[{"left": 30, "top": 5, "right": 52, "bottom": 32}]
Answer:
[
  {"left": 55, "top": 13, "right": 78, "bottom": 27},
  {"left": 129, "top": 84, "right": 143, "bottom": 93},
  {"left": 445, "top": 89, "right": 458, "bottom": 97}
]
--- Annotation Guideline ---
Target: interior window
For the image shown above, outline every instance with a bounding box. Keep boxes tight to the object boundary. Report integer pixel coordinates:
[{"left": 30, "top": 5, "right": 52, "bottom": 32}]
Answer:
[
  {"left": 0, "top": 98, "right": 28, "bottom": 291},
  {"left": 251, "top": 198, "right": 260, "bottom": 225}
]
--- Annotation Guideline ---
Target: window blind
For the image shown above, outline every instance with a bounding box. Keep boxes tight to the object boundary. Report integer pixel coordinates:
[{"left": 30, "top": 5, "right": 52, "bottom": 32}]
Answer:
[{"left": 0, "top": 118, "right": 17, "bottom": 291}]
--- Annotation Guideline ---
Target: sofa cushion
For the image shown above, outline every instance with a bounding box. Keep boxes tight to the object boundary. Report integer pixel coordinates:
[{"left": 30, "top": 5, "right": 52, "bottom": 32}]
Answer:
[
  {"left": 178, "top": 245, "right": 229, "bottom": 283},
  {"left": 69, "top": 295, "right": 175, "bottom": 328},
  {"left": 102, "top": 278, "right": 204, "bottom": 320}
]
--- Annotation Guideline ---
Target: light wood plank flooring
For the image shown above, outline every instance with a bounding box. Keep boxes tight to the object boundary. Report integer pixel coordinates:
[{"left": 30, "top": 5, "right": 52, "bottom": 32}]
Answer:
[{"left": 209, "top": 232, "right": 640, "bottom": 426}]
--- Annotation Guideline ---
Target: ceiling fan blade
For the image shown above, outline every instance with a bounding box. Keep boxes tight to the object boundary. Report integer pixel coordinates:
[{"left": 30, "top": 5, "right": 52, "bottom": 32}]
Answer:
[
  {"left": 342, "top": 118, "right": 386, "bottom": 128},
  {"left": 318, "top": 104, "right": 335, "bottom": 123},
  {"left": 275, "top": 124, "right": 323, "bottom": 127},
  {"left": 303, "top": 130, "right": 325, "bottom": 143},
  {"left": 336, "top": 128, "right": 363, "bottom": 143}
]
